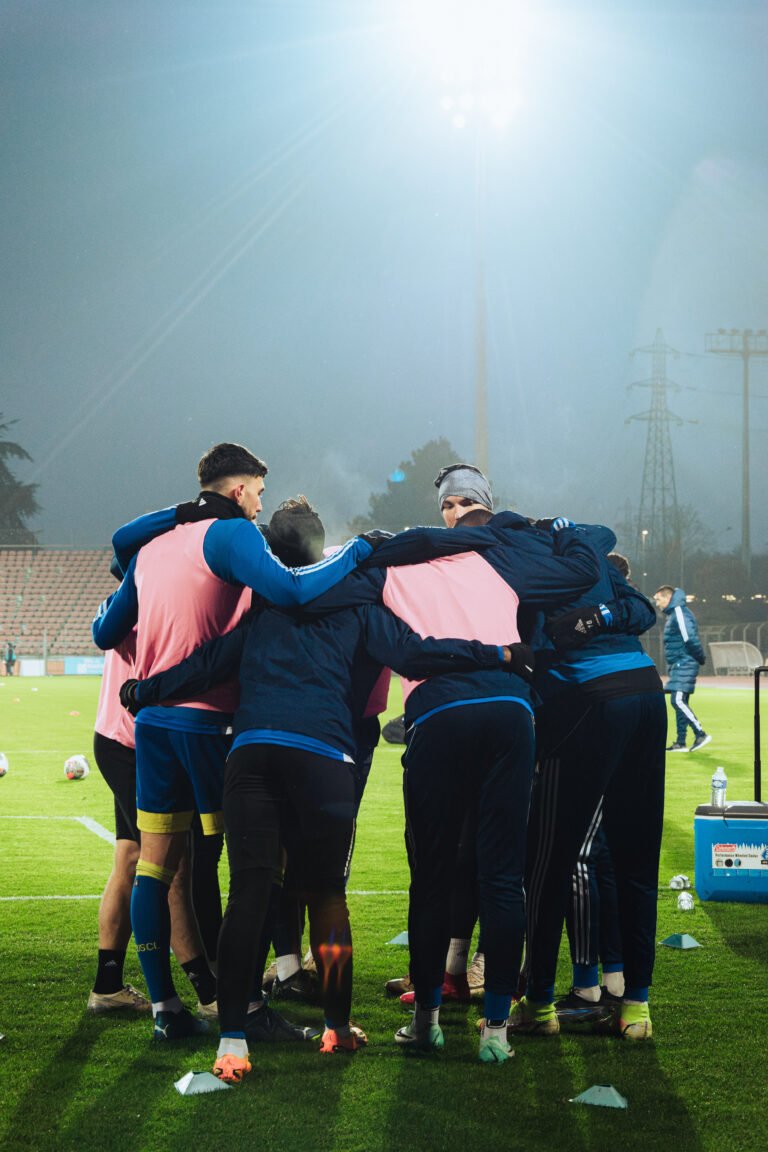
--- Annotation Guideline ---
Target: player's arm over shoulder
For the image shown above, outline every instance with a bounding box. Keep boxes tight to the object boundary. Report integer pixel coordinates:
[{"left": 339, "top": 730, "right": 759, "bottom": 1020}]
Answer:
[{"left": 202, "top": 519, "right": 373, "bottom": 606}]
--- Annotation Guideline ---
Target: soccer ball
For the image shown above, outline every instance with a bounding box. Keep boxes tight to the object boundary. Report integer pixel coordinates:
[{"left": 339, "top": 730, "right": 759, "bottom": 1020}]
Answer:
[
  {"left": 0, "top": 753, "right": 8, "bottom": 778},
  {"left": 65, "top": 754, "right": 90, "bottom": 780}
]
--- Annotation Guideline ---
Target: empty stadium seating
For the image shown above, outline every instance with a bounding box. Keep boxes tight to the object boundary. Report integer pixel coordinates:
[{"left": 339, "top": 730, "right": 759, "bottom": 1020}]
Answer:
[{"left": 0, "top": 548, "right": 115, "bottom": 658}]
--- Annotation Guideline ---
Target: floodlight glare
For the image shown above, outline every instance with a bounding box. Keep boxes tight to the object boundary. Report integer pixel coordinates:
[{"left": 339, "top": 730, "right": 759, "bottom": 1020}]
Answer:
[{"left": 402, "top": 0, "right": 533, "bottom": 130}]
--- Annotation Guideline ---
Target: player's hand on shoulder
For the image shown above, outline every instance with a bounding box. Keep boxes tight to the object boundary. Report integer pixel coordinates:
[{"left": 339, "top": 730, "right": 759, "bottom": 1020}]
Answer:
[
  {"left": 546, "top": 603, "right": 613, "bottom": 649},
  {"left": 360, "top": 529, "right": 395, "bottom": 551},
  {"left": 119, "top": 678, "right": 143, "bottom": 716},
  {"left": 533, "top": 516, "right": 574, "bottom": 532},
  {"left": 503, "top": 642, "right": 536, "bottom": 680}
]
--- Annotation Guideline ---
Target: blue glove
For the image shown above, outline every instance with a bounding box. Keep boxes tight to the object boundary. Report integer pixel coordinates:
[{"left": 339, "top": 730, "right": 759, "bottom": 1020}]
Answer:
[{"left": 533, "top": 517, "right": 574, "bottom": 532}]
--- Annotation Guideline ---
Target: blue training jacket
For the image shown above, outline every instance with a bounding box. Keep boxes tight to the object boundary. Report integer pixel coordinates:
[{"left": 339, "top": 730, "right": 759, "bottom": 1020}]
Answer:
[
  {"left": 531, "top": 546, "right": 661, "bottom": 701},
  {"left": 662, "top": 587, "right": 705, "bottom": 692},
  {"left": 302, "top": 512, "right": 604, "bottom": 726}
]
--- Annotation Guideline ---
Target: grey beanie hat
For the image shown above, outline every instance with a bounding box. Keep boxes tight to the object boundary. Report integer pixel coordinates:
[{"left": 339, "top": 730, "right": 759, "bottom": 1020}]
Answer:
[{"left": 435, "top": 463, "right": 493, "bottom": 512}]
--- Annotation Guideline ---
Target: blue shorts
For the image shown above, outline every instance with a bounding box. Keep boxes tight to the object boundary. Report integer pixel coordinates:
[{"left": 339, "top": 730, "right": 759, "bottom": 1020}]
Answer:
[{"left": 135, "top": 723, "right": 230, "bottom": 836}]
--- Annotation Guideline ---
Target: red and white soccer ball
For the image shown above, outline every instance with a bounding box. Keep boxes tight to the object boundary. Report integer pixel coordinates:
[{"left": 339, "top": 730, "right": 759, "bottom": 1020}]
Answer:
[
  {"left": 64, "top": 754, "right": 90, "bottom": 780},
  {"left": 0, "top": 753, "right": 8, "bottom": 778}
]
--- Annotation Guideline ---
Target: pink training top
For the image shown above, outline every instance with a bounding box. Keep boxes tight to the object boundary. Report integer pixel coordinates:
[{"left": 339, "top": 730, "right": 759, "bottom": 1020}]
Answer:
[
  {"left": 95, "top": 631, "right": 137, "bottom": 748},
  {"left": 382, "top": 551, "right": 520, "bottom": 704},
  {"left": 364, "top": 667, "right": 392, "bottom": 718},
  {"left": 134, "top": 521, "right": 250, "bottom": 712}
]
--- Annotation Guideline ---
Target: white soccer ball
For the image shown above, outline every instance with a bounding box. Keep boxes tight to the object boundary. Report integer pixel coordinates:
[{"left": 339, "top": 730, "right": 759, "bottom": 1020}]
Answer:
[
  {"left": 65, "top": 754, "right": 90, "bottom": 780},
  {"left": 0, "top": 753, "right": 8, "bottom": 777}
]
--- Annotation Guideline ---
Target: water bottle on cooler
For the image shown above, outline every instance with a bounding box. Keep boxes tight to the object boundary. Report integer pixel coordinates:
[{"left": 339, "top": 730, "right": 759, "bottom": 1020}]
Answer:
[{"left": 710, "top": 767, "right": 727, "bottom": 809}]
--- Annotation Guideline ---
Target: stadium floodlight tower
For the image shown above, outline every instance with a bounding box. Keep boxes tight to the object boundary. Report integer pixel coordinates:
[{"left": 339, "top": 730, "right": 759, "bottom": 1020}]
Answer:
[{"left": 404, "top": 1, "right": 527, "bottom": 475}]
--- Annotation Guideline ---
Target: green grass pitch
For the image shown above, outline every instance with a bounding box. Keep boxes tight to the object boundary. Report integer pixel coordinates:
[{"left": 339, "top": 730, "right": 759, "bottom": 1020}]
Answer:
[{"left": 1, "top": 677, "right": 767, "bottom": 1152}]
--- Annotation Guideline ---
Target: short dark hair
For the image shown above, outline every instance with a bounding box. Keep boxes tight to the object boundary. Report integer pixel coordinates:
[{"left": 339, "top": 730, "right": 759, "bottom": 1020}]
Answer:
[
  {"left": 654, "top": 584, "right": 675, "bottom": 596},
  {"left": 607, "top": 552, "right": 630, "bottom": 579},
  {"left": 198, "top": 443, "right": 268, "bottom": 488},
  {"left": 455, "top": 508, "right": 493, "bottom": 527},
  {"left": 266, "top": 495, "right": 325, "bottom": 566}
]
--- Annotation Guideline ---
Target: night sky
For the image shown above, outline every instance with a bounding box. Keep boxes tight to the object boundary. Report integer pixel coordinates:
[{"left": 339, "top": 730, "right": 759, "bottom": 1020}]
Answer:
[{"left": 3, "top": 1, "right": 767, "bottom": 556}]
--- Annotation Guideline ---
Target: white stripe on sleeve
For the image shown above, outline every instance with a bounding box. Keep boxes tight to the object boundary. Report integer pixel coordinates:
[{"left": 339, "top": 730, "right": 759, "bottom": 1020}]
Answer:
[{"left": 674, "top": 605, "right": 689, "bottom": 642}]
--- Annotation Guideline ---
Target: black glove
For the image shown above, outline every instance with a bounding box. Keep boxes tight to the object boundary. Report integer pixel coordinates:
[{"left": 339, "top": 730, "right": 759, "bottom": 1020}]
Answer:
[
  {"left": 360, "top": 530, "right": 395, "bottom": 551},
  {"left": 119, "top": 678, "right": 144, "bottom": 717},
  {"left": 506, "top": 643, "right": 536, "bottom": 681},
  {"left": 545, "top": 603, "right": 613, "bottom": 650}
]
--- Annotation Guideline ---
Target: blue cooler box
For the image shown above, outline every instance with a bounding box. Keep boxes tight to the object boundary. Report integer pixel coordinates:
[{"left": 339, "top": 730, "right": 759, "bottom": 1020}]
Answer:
[{"left": 694, "top": 802, "right": 768, "bottom": 903}]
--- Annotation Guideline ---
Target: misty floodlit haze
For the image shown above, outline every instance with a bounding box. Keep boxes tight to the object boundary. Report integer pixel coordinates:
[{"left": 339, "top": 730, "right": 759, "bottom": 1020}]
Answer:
[{"left": 3, "top": 1, "right": 767, "bottom": 550}]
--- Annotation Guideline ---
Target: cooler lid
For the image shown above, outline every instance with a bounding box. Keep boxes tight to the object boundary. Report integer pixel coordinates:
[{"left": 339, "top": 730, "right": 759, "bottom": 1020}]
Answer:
[{"left": 695, "top": 802, "right": 768, "bottom": 819}]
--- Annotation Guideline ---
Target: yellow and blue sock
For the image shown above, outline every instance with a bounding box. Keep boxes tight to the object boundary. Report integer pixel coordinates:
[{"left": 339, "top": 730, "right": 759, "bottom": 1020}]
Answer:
[{"left": 131, "top": 861, "right": 176, "bottom": 1007}]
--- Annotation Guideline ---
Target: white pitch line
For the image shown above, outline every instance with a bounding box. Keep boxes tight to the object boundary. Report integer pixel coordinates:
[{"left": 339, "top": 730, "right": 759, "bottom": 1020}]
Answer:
[
  {"left": 347, "top": 890, "right": 407, "bottom": 896},
  {"left": 0, "top": 894, "right": 101, "bottom": 902},
  {"left": 75, "top": 816, "right": 116, "bottom": 845},
  {"left": 0, "top": 814, "right": 115, "bottom": 845},
  {"left": 2, "top": 891, "right": 407, "bottom": 902},
  {"left": 2, "top": 817, "right": 403, "bottom": 897}
]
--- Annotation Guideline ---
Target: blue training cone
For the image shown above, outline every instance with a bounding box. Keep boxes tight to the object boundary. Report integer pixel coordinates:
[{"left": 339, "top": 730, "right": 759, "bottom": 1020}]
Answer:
[
  {"left": 661, "top": 933, "right": 701, "bottom": 950},
  {"left": 570, "top": 1084, "right": 628, "bottom": 1109},
  {"left": 386, "top": 931, "right": 409, "bottom": 946}
]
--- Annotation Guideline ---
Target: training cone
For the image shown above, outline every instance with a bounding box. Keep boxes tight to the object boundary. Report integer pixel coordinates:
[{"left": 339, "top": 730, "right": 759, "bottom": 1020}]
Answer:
[
  {"left": 174, "top": 1071, "right": 231, "bottom": 1096},
  {"left": 386, "top": 931, "right": 409, "bottom": 946},
  {"left": 570, "top": 1084, "right": 628, "bottom": 1110},
  {"left": 661, "top": 933, "right": 701, "bottom": 950}
]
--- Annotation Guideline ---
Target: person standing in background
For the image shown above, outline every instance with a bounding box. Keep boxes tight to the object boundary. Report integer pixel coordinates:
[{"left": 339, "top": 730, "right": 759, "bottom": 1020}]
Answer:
[{"left": 653, "top": 585, "right": 711, "bottom": 753}]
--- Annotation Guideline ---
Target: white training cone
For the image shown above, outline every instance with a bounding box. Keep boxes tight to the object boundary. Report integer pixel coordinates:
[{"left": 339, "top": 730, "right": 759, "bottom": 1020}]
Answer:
[{"left": 174, "top": 1071, "right": 231, "bottom": 1095}]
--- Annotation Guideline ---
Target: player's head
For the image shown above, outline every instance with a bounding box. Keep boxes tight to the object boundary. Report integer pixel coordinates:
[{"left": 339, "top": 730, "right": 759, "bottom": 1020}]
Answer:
[
  {"left": 264, "top": 496, "right": 325, "bottom": 566},
  {"left": 607, "top": 552, "right": 631, "bottom": 579},
  {"left": 653, "top": 584, "right": 675, "bottom": 611},
  {"left": 197, "top": 443, "right": 268, "bottom": 521},
  {"left": 434, "top": 463, "right": 493, "bottom": 528}
]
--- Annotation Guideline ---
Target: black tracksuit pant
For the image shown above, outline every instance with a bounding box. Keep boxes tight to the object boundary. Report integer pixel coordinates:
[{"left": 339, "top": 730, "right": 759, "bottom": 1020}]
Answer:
[
  {"left": 525, "top": 688, "right": 666, "bottom": 1002},
  {"left": 402, "top": 700, "right": 536, "bottom": 1008},
  {"left": 219, "top": 744, "right": 356, "bottom": 1034}
]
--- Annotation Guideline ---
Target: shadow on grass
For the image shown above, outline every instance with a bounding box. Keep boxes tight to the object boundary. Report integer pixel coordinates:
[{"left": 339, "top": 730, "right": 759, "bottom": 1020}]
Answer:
[
  {"left": 698, "top": 900, "right": 768, "bottom": 966},
  {"left": 159, "top": 1044, "right": 355, "bottom": 1152},
  {"left": 3, "top": 1006, "right": 355, "bottom": 1152},
  {"left": 375, "top": 1008, "right": 590, "bottom": 1152},
  {"left": 575, "top": 1035, "right": 704, "bottom": 1152},
  {"left": 370, "top": 1010, "right": 706, "bottom": 1152},
  {"left": 3, "top": 1013, "right": 112, "bottom": 1150}
]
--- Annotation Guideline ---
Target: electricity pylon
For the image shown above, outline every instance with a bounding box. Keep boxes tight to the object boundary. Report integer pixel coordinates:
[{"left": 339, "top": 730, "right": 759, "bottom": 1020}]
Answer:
[{"left": 626, "top": 329, "right": 684, "bottom": 584}]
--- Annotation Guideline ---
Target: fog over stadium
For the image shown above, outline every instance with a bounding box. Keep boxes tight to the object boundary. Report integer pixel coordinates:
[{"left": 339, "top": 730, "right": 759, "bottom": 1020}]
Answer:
[{"left": 3, "top": 0, "right": 767, "bottom": 552}]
